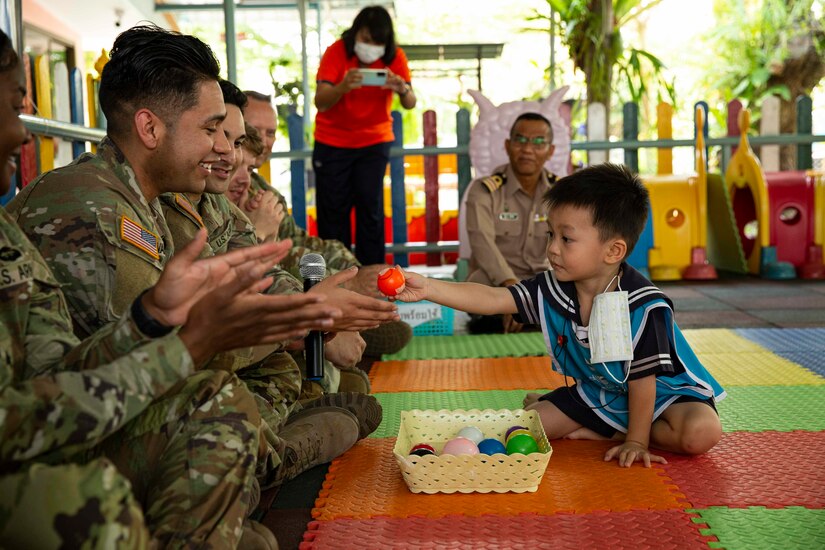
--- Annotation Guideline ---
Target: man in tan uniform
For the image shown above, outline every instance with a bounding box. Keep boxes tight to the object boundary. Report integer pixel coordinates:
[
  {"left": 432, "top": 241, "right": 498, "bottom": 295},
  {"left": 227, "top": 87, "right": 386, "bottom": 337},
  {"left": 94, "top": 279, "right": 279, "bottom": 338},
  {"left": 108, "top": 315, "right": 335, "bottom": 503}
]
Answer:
[{"left": 465, "top": 112, "right": 557, "bottom": 333}]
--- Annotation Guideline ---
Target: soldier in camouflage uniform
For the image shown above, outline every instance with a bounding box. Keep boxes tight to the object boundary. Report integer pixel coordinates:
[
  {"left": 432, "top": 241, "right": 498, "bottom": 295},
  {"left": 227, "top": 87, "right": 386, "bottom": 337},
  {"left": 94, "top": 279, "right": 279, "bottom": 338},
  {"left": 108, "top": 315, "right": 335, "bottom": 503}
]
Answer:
[
  {"left": 160, "top": 82, "right": 383, "bottom": 459},
  {"left": 243, "top": 91, "right": 414, "bottom": 356},
  {"left": 2, "top": 26, "right": 343, "bottom": 548}
]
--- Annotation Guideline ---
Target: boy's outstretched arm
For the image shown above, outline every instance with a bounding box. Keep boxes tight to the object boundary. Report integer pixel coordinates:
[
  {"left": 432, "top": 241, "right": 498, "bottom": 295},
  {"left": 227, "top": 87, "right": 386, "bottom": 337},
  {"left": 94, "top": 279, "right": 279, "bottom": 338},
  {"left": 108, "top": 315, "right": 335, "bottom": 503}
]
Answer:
[
  {"left": 394, "top": 269, "right": 518, "bottom": 316},
  {"left": 604, "top": 375, "right": 667, "bottom": 467}
]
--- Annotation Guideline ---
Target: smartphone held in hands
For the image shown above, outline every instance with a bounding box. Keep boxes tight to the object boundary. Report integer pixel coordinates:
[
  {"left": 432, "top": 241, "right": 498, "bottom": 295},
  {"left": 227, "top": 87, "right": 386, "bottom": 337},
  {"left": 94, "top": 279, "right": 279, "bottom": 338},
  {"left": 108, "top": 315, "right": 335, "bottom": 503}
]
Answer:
[{"left": 358, "top": 68, "right": 388, "bottom": 86}]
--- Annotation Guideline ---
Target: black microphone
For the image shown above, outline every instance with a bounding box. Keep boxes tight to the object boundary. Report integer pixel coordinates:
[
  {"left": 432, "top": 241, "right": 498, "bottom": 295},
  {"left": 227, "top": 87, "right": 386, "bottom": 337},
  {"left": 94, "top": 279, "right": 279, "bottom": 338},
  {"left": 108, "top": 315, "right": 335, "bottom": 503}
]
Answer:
[{"left": 299, "top": 253, "right": 326, "bottom": 380}]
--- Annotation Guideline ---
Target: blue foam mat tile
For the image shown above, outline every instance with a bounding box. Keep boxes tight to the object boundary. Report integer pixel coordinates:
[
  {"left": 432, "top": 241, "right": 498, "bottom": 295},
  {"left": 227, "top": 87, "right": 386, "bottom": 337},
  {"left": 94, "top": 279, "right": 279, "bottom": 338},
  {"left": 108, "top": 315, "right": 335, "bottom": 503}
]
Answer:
[
  {"left": 735, "top": 328, "right": 825, "bottom": 353},
  {"left": 775, "top": 352, "right": 825, "bottom": 379}
]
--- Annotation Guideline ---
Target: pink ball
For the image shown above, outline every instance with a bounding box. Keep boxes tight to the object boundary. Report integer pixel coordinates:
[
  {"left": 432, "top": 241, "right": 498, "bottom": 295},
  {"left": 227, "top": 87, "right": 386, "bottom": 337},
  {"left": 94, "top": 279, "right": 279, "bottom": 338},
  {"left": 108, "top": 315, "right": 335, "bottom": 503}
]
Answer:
[{"left": 441, "top": 436, "right": 480, "bottom": 456}]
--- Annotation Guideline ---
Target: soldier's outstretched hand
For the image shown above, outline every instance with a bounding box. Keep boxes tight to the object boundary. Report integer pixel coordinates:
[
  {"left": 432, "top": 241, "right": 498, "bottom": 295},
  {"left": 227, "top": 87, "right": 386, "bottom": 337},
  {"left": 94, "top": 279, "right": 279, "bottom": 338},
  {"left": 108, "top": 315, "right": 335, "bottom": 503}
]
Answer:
[
  {"left": 308, "top": 267, "right": 400, "bottom": 331},
  {"left": 178, "top": 262, "right": 342, "bottom": 366},
  {"left": 142, "top": 230, "right": 294, "bottom": 327}
]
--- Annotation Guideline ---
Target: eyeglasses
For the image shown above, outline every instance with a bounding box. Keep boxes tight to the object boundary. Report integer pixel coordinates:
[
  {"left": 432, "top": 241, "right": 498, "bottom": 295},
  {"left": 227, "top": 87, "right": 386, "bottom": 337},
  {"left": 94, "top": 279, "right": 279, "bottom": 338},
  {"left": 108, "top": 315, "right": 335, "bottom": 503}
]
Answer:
[{"left": 510, "top": 134, "right": 551, "bottom": 150}]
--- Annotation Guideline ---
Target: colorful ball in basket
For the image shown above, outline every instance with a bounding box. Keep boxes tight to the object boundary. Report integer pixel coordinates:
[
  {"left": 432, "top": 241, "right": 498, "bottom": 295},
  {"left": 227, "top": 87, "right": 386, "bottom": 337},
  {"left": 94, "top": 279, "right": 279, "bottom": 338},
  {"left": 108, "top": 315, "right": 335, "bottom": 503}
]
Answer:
[
  {"left": 506, "top": 433, "right": 539, "bottom": 455},
  {"left": 456, "top": 426, "right": 485, "bottom": 444},
  {"left": 409, "top": 443, "right": 436, "bottom": 457},
  {"left": 477, "top": 438, "right": 507, "bottom": 455},
  {"left": 505, "top": 429, "right": 531, "bottom": 443},
  {"left": 505, "top": 425, "right": 528, "bottom": 439},
  {"left": 377, "top": 267, "right": 406, "bottom": 296},
  {"left": 441, "top": 436, "right": 480, "bottom": 456}
]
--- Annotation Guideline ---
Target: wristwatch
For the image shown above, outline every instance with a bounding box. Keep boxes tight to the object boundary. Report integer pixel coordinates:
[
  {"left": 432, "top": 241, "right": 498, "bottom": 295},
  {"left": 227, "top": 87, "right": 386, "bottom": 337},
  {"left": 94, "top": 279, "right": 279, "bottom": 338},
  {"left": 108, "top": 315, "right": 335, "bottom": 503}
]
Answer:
[
  {"left": 399, "top": 85, "right": 411, "bottom": 97},
  {"left": 131, "top": 288, "right": 174, "bottom": 338}
]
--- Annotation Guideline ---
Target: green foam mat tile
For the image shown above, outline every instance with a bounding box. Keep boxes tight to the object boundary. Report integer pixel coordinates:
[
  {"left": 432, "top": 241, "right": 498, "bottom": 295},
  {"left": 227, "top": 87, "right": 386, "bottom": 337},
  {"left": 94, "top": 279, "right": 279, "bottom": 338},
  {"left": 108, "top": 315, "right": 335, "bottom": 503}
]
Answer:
[
  {"left": 691, "top": 507, "right": 825, "bottom": 549},
  {"left": 370, "top": 389, "right": 547, "bottom": 438},
  {"left": 383, "top": 332, "right": 548, "bottom": 360},
  {"left": 718, "top": 386, "right": 825, "bottom": 432}
]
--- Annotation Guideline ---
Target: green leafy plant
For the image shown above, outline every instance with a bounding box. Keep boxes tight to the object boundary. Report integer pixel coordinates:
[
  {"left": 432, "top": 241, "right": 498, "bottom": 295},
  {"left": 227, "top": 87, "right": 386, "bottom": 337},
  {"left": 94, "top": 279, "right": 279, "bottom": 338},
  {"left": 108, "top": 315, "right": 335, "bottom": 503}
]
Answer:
[
  {"left": 527, "top": 0, "right": 676, "bottom": 133},
  {"left": 700, "top": 0, "right": 824, "bottom": 168}
]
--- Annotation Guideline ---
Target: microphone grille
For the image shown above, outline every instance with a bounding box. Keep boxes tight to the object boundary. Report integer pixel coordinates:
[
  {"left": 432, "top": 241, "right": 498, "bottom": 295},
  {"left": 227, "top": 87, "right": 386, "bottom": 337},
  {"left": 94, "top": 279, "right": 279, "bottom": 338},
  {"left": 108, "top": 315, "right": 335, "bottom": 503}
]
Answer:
[{"left": 299, "top": 253, "right": 326, "bottom": 279}]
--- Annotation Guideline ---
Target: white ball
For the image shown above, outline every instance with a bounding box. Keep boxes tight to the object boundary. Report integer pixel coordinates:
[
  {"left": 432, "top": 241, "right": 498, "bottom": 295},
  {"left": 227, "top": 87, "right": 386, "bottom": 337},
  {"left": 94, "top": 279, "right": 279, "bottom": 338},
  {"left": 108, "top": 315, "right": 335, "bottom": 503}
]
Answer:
[{"left": 456, "top": 426, "right": 485, "bottom": 445}]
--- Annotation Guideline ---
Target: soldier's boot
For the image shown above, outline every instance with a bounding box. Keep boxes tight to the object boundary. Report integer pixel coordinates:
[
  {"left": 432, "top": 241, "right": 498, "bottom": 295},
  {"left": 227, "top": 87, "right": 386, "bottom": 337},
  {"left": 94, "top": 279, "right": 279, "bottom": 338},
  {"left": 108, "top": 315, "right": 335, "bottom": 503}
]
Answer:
[
  {"left": 299, "top": 392, "right": 382, "bottom": 439},
  {"left": 360, "top": 320, "right": 413, "bottom": 356},
  {"left": 268, "top": 406, "right": 359, "bottom": 487},
  {"left": 337, "top": 364, "right": 371, "bottom": 394},
  {"left": 240, "top": 520, "right": 279, "bottom": 550}
]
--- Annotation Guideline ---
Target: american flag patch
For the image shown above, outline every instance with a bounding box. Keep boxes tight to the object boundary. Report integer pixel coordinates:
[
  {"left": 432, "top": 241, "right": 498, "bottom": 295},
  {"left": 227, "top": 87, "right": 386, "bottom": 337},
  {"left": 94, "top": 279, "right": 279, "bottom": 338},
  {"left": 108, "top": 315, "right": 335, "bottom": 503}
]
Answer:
[
  {"left": 120, "top": 216, "right": 160, "bottom": 259},
  {"left": 175, "top": 193, "right": 204, "bottom": 227}
]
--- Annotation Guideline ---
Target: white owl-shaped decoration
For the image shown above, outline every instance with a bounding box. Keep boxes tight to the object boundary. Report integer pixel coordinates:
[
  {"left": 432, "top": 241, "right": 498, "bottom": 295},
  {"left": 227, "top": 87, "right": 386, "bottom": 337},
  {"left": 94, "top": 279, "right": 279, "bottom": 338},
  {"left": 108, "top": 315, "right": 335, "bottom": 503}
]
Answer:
[{"left": 468, "top": 86, "right": 570, "bottom": 178}]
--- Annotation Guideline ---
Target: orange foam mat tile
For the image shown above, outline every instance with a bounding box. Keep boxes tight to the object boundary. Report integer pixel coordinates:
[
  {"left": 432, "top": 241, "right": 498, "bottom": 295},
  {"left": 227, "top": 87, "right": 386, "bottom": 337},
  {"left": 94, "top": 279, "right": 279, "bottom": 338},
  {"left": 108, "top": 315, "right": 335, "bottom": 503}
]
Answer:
[
  {"left": 660, "top": 431, "right": 825, "bottom": 508},
  {"left": 311, "top": 438, "right": 686, "bottom": 521},
  {"left": 300, "top": 510, "right": 717, "bottom": 549},
  {"left": 370, "top": 356, "right": 570, "bottom": 393}
]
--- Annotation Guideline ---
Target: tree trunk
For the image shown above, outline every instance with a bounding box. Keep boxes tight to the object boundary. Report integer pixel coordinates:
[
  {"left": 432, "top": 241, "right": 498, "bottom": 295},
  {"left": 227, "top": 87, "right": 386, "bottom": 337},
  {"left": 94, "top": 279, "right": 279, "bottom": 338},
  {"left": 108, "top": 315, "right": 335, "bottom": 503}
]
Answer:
[
  {"left": 768, "top": 33, "right": 825, "bottom": 170},
  {"left": 585, "top": 0, "right": 614, "bottom": 138}
]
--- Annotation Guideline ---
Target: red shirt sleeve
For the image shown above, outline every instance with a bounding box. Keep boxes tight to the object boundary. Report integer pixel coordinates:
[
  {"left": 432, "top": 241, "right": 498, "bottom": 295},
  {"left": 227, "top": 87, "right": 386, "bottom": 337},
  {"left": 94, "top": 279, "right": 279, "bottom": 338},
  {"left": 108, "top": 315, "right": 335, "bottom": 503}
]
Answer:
[
  {"left": 390, "top": 47, "right": 411, "bottom": 83},
  {"left": 316, "top": 40, "right": 347, "bottom": 85}
]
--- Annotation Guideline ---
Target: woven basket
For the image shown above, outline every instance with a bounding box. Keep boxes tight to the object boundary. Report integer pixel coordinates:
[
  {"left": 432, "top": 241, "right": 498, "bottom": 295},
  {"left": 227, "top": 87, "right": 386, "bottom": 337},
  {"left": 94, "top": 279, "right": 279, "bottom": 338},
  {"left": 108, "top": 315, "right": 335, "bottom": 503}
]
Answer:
[{"left": 393, "top": 408, "right": 552, "bottom": 494}]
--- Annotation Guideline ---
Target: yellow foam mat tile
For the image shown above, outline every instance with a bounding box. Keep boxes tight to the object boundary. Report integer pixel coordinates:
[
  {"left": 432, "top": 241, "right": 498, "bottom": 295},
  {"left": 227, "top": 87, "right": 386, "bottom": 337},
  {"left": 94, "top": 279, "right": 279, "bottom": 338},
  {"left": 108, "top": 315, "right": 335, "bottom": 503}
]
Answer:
[
  {"left": 370, "top": 357, "right": 570, "bottom": 393},
  {"left": 311, "top": 439, "right": 686, "bottom": 521},
  {"left": 698, "top": 352, "right": 825, "bottom": 386},
  {"left": 682, "top": 329, "right": 768, "bottom": 354}
]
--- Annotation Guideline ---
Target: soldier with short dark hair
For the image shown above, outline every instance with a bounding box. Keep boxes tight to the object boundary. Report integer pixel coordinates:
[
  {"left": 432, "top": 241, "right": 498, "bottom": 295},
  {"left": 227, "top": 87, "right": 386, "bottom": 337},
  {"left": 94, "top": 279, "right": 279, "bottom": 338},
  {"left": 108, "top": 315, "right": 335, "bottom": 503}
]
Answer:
[{"left": 4, "top": 25, "right": 343, "bottom": 549}]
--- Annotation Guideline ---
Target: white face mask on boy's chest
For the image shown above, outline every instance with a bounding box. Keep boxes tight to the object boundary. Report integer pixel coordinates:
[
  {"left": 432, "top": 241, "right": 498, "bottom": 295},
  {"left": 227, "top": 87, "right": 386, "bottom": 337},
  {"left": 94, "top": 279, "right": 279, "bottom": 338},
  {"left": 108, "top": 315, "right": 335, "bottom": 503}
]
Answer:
[
  {"left": 587, "top": 273, "right": 633, "bottom": 364},
  {"left": 354, "top": 41, "right": 385, "bottom": 64}
]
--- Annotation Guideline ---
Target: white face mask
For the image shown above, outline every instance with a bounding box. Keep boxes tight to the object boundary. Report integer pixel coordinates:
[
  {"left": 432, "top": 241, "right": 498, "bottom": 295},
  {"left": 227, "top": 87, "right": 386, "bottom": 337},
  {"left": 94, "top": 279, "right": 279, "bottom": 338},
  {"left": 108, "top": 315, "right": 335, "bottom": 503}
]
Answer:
[
  {"left": 588, "top": 273, "right": 634, "bottom": 370},
  {"left": 354, "top": 41, "right": 385, "bottom": 64}
]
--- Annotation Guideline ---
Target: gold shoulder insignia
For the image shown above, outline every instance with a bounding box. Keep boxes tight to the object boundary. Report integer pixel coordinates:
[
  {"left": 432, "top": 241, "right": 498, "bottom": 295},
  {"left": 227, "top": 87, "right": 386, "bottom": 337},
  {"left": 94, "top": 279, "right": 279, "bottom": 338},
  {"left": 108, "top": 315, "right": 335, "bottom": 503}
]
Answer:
[
  {"left": 481, "top": 174, "right": 504, "bottom": 193},
  {"left": 175, "top": 193, "right": 205, "bottom": 228}
]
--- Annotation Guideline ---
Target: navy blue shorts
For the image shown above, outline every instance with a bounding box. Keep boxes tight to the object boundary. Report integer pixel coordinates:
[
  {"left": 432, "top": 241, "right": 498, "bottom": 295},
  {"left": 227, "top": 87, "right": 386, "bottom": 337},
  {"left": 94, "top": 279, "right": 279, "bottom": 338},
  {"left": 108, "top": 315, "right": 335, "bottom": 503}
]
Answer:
[{"left": 538, "top": 385, "right": 718, "bottom": 438}]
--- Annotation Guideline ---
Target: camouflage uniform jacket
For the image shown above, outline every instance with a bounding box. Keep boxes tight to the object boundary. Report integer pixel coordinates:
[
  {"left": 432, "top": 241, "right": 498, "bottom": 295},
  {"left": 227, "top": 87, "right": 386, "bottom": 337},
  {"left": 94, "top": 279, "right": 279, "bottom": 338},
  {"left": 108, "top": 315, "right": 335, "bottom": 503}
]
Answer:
[
  {"left": 160, "top": 191, "right": 302, "bottom": 297},
  {"left": 250, "top": 172, "right": 359, "bottom": 280},
  {"left": 0, "top": 207, "right": 192, "bottom": 469},
  {"left": 6, "top": 138, "right": 172, "bottom": 340}
]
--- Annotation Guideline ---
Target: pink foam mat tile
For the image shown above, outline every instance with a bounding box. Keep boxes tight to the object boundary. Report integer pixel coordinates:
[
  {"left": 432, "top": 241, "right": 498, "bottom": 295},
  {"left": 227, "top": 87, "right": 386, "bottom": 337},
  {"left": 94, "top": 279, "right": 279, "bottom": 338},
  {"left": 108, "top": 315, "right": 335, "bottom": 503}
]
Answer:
[{"left": 659, "top": 431, "right": 825, "bottom": 508}]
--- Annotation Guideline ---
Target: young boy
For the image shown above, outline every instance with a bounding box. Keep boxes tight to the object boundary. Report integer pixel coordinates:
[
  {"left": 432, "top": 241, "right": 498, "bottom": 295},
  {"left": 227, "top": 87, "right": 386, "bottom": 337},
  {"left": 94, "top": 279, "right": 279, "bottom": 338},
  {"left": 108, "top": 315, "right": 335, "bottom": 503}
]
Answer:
[{"left": 396, "top": 163, "right": 725, "bottom": 467}]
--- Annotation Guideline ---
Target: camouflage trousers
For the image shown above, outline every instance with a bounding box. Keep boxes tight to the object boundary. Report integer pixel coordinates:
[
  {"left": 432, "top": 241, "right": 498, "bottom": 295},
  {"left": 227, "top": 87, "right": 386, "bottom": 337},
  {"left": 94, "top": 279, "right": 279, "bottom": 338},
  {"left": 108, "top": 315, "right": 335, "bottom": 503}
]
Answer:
[
  {"left": 237, "top": 351, "right": 304, "bottom": 476},
  {"left": 98, "top": 369, "right": 261, "bottom": 549},
  {"left": 289, "top": 351, "right": 341, "bottom": 400},
  {"left": 0, "top": 459, "right": 150, "bottom": 549}
]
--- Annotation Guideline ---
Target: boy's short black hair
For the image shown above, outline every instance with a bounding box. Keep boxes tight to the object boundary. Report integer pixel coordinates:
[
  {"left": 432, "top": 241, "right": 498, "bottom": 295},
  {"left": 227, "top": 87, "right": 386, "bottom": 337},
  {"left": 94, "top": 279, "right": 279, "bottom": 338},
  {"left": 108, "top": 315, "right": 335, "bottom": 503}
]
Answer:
[
  {"left": 509, "top": 112, "right": 554, "bottom": 142},
  {"left": 99, "top": 25, "right": 221, "bottom": 138},
  {"left": 543, "top": 163, "right": 649, "bottom": 257}
]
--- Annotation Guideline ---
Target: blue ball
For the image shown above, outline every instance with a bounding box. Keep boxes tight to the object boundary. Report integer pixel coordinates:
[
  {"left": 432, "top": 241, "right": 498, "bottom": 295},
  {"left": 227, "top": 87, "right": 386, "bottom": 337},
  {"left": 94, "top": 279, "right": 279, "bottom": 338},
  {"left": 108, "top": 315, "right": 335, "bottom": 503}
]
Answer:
[{"left": 477, "top": 438, "right": 507, "bottom": 455}]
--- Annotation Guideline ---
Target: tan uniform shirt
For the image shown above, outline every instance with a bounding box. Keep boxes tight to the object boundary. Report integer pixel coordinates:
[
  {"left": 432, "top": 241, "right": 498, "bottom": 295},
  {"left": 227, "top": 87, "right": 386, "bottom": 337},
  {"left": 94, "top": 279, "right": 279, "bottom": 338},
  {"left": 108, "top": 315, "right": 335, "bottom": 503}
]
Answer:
[{"left": 465, "top": 163, "right": 555, "bottom": 285}]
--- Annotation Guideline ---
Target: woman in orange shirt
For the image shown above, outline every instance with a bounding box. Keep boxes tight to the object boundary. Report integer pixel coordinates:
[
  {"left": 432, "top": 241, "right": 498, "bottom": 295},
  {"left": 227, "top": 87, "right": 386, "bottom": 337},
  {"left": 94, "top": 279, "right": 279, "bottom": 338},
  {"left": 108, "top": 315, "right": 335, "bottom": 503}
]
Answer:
[{"left": 313, "top": 6, "right": 416, "bottom": 265}]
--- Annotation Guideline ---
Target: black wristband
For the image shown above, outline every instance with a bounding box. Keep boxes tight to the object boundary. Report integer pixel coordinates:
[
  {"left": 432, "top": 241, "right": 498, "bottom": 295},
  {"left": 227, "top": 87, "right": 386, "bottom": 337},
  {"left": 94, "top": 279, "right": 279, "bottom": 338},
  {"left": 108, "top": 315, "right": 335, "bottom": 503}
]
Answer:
[
  {"left": 399, "top": 85, "right": 410, "bottom": 97},
  {"left": 131, "top": 288, "right": 174, "bottom": 338}
]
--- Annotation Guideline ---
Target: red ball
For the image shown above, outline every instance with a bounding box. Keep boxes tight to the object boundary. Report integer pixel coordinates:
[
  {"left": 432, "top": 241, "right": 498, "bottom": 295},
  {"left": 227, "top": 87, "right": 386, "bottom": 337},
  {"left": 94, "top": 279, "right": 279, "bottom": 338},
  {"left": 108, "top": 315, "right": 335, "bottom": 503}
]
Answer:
[{"left": 377, "top": 267, "right": 406, "bottom": 296}]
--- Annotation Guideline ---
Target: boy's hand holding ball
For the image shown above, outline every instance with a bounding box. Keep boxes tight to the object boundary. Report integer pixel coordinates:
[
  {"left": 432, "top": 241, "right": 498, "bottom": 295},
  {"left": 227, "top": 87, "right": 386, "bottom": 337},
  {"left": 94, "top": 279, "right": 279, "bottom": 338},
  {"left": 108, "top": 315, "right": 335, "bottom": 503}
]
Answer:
[{"left": 377, "top": 266, "right": 428, "bottom": 302}]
